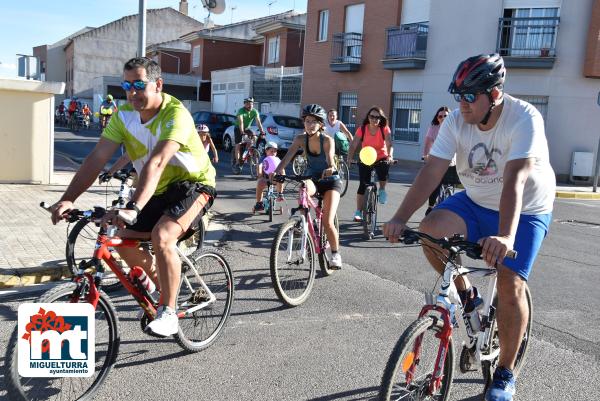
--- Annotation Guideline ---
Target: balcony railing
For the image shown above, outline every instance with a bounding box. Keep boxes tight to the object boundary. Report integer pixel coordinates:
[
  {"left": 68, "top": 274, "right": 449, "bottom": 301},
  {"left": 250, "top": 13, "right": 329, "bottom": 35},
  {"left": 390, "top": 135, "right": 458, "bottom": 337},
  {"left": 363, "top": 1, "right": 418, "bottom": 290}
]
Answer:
[
  {"left": 330, "top": 32, "right": 362, "bottom": 72},
  {"left": 496, "top": 16, "right": 560, "bottom": 68},
  {"left": 383, "top": 23, "right": 428, "bottom": 69}
]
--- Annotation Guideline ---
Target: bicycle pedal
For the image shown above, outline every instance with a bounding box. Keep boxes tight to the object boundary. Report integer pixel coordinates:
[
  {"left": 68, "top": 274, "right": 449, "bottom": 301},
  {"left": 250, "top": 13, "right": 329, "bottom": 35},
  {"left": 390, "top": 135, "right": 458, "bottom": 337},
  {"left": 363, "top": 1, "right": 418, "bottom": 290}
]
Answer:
[{"left": 459, "top": 345, "right": 478, "bottom": 373}]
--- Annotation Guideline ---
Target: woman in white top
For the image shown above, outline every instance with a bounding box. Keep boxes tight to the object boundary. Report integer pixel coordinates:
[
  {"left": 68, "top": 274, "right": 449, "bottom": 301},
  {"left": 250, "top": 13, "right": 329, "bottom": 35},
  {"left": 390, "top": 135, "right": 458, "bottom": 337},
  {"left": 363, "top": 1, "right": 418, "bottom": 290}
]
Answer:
[{"left": 325, "top": 109, "right": 353, "bottom": 142}]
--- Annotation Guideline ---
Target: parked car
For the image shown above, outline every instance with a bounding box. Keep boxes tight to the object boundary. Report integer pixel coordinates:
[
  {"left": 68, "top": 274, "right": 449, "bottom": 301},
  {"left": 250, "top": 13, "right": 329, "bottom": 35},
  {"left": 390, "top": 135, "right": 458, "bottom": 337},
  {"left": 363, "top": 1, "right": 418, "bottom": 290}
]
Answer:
[
  {"left": 222, "top": 113, "right": 304, "bottom": 156},
  {"left": 192, "top": 111, "right": 236, "bottom": 146}
]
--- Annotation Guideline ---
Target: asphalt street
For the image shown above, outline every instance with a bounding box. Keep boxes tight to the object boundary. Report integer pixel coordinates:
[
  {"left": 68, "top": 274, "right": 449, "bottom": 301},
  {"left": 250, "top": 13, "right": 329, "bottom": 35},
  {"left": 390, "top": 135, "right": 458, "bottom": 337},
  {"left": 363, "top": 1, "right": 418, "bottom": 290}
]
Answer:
[{"left": 1, "top": 144, "right": 599, "bottom": 400}]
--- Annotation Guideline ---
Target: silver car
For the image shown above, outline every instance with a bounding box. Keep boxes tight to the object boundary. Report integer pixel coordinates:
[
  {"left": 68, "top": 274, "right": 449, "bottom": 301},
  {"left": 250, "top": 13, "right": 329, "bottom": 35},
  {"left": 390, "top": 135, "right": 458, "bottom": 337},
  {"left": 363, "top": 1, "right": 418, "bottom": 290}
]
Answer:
[{"left": 222, "top": 113, "right": 304, "bottom": 155}]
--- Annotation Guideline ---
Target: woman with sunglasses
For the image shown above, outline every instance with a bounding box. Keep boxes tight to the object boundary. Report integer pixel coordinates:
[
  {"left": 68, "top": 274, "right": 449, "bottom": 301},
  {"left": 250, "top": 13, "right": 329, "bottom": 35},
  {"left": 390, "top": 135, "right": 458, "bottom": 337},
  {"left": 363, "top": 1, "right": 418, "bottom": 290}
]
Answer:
[
  {"left": 346, "top": 106, "right": 394, "bottom": 222},
  {"left": 422, "top": 106, "right": 459, "bottom": 215},
  {"left": 275, "top": 104, "right": 343, "bottom": 269}
]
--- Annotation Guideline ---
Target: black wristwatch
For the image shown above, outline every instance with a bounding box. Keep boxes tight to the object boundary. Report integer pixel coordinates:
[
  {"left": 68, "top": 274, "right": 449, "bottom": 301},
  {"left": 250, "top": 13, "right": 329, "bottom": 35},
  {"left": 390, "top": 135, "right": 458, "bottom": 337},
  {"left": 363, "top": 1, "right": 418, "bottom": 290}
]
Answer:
[{"left": 125, "top": 201, "right": 141, "bottom": 214}]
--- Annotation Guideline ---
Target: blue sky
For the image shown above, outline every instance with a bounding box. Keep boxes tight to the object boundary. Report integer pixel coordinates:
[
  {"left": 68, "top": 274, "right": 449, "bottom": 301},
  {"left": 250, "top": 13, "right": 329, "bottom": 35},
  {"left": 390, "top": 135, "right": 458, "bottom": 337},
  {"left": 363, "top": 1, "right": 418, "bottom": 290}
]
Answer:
[{"left": 0, "top": 0, "right": 307, "bottom": 78}]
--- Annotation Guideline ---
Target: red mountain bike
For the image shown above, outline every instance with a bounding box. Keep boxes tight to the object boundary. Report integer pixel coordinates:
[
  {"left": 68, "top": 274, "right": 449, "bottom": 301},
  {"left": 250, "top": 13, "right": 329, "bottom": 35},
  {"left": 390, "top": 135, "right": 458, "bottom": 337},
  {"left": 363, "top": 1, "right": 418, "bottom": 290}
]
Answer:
[{"left": 5, "top": 204, "right": 234, "bottom": 401}]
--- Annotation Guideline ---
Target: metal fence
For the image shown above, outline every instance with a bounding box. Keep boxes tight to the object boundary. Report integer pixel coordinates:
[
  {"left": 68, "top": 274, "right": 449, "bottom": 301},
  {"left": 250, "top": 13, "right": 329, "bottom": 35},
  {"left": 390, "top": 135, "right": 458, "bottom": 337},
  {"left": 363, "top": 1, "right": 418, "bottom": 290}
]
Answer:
[
  {"left": 252, "top": 67, "right": 302, "bottom": 104},
  {"left": 497, "top": 16, "right": 560, "bottom": 57},
  {"left": 385, "top": 23, "right": 428, "bottom": 59},
  {"left": 512, "top": 95, "right": 549, "bottom": 120},
  {"left": 392, "top": 93, "right": 422, "bottom": 143},
  {"left": 331, "top": 32, "right": 363, "bottom": 64}
]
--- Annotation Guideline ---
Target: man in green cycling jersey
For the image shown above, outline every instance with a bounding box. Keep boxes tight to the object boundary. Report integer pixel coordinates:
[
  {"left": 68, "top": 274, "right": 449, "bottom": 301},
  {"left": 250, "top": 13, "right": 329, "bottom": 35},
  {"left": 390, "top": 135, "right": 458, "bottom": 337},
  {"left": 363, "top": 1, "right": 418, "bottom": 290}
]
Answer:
[
  {"left": 50, "top": 57, "right": 216, "bottom": 338},
  {"left": 233, "top": 97, "right": 264, "bottom": 165}
]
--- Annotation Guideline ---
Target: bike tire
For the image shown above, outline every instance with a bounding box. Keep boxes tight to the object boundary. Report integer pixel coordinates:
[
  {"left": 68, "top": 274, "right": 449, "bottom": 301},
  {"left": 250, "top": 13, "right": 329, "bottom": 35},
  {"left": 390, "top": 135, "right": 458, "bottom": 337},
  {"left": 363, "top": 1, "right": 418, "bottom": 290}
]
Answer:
[
  {"left": 66, "top": 218, "right": 125, "bottom": 292},
  {"left": 482, "top": 286, "right": 533, "bottom": 391},
  {"left": 268, "top": 196, "right": 274, "bottom": 222},
  {"left": 174, "top": 249, "right": 234, "bottom": 352},
  {"left": 292, "top": 155, "right": 307, "bottom": 175},
  {"left": 5, "top": 282, "right": 120, "bottom": 401},
  {"left": 362, "top": 186, "right": 377, "bottom": 239},
  {"left": 249, "top": 148, "right": 260, "bottom": 179},
  {"left": 379, "top": 315, "right": 454, "bottom": 401},
  {"left": 338, "top": 159, "right": 350, "bottom": 197},
  {"left": 179, "top": 219, "right": 206, "bottom": 256},
  {"left": 270, "top": 217, "right": 316, "bottom": 307},
  {"left": 318, "top": 214, "right": 339, "bottom": 276}
]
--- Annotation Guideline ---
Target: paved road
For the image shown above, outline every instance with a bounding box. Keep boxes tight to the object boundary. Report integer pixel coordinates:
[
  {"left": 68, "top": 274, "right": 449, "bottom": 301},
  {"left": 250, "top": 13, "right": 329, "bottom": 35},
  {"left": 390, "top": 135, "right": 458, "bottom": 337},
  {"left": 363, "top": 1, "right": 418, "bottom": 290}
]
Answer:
[{"left": 1, "top": 143, "right": 598, "bottom": 400}]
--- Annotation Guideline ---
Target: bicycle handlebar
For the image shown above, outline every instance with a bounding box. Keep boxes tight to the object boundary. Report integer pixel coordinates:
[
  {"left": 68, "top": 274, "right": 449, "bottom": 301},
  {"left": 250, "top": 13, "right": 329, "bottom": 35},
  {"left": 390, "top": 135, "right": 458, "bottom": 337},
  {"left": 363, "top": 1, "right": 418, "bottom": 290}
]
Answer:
[
  {"left": 400, "top": 228, "right": 517, "bottom": 260},
  {"left": 40, "top": 202, "right": 106, "bottom": 223},
  {"left": 98, "top": 168, "right": 136, "bottom": 184},
  {"left": 273, "top": 174, "right": 312, "bottom": 183}
]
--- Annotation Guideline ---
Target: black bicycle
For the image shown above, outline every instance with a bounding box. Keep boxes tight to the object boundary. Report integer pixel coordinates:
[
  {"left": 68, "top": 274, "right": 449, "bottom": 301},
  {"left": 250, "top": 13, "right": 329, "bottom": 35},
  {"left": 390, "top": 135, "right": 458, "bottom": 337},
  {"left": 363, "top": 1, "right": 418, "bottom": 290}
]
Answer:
[{"left": 361, "top": 159, "right": 397, "bottom": 240}]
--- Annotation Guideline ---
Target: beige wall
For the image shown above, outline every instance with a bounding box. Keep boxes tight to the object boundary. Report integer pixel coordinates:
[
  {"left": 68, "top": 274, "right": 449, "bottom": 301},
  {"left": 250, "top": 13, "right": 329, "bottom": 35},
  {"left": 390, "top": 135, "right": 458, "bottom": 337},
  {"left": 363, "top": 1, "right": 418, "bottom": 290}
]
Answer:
[{"left": 0, "top": 79, "right": 65, "bottom": 184}]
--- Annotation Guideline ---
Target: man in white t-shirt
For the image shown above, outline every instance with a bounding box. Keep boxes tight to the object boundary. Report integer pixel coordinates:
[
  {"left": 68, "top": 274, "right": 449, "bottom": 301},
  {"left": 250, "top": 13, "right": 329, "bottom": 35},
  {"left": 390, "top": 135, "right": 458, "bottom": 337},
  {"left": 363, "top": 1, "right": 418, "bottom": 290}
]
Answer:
[{"left": 383, "top": 54, "right": 555, "bottom": 401}]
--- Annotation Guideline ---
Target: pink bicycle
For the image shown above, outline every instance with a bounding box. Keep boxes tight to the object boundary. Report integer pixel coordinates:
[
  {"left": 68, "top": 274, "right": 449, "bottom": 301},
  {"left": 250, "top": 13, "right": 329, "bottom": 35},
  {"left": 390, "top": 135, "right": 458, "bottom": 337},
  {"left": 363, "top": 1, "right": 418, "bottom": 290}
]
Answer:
[{"left": 269, "top": 174, "right": 340, "bottom": 307}]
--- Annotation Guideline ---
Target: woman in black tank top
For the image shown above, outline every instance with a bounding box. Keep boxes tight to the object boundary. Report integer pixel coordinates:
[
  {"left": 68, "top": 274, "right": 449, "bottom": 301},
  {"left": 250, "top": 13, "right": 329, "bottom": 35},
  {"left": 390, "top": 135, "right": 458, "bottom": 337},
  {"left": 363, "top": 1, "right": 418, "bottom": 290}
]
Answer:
[{"left": 275, "top": 104, "right": 344, "bottom": 268}]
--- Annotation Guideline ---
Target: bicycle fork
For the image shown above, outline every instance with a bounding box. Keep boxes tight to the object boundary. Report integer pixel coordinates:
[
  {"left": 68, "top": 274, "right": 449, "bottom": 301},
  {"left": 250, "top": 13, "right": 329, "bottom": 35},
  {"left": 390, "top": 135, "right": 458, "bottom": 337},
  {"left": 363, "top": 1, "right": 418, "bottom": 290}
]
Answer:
[{"left": 285, "top": 213, "right": 309, "bottom": 263}]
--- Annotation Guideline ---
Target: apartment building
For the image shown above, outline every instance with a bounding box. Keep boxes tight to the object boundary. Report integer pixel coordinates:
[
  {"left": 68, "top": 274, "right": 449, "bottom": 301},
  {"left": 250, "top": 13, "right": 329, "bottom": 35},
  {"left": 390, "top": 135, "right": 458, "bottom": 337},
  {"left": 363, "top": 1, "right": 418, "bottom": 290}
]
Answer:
[{"left": 302, "top": 0, "right": 600, "bottom": 180}]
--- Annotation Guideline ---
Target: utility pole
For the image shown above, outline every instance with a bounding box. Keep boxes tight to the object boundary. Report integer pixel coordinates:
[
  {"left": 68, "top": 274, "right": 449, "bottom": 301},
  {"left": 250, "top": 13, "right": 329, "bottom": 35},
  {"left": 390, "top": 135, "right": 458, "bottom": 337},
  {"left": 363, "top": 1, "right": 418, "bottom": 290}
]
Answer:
[{"left": 138, "top": 0, "right": 147, "bottom": 57}]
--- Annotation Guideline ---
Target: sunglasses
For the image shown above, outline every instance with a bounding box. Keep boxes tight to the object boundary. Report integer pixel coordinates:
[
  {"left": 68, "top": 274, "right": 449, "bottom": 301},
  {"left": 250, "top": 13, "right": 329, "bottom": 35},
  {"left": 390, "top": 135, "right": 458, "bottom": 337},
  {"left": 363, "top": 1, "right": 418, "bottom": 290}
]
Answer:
[
  {"left": 368, "top": 114, "right": 381, "bottom": 120},
  {"left": 438, "top": 114, "right": 448, "bottom": 119},
  {"left": 453, "top": 93, "right": 479, "bottom": 103},
  {"left": 120, "top": 80, "right": 153, "bottom": 91}
]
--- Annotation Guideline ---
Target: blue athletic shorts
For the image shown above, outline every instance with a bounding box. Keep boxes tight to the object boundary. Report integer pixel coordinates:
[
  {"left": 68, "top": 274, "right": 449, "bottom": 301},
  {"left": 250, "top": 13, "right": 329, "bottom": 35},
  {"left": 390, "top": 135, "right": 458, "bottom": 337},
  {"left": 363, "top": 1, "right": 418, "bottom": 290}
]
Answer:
[{"left": 435, "top": 191, "right": 552, "bottom": 281}]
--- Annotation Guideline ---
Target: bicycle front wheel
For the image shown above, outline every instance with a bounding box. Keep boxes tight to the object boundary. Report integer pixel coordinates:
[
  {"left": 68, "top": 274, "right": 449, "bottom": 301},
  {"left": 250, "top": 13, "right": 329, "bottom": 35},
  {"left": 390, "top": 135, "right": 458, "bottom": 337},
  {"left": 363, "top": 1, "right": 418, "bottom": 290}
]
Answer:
[
  {"left": 66, "top": 218, "right": 124, "bottom": 292},
  {"left": 270, "top": 217, "right": 316, "bottom": 306},
  {"left": 362, "top": 186, "right": 377, "bottom": 239},
  {"left": 338, "top": 159, "right": 350, "bottom": 197},
  {"left": 380, "top": 316, "right": 454, "bottom": 401},
  {"left": 292, "top": 155, "right": 307, "bottom": 175},
  {"left": 5, "top": 282, "right": 120, "bottom": 401},
  {"left": 175, "top": 249, "right": 234, "bottom": 352},
  {"left": 249, "top": 148, "right": 260, "bottom": 179}
]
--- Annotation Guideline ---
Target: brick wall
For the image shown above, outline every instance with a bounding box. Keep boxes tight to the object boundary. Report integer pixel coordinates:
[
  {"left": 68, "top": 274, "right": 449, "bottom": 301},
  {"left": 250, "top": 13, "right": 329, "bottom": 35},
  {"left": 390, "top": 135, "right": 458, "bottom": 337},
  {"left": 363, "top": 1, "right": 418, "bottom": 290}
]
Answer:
[
  {"left": 302, "top": 0, "right": 401, "bottom": 131},
  {"left": 158, "top": 50, "right": 191, "bottom": 74}
]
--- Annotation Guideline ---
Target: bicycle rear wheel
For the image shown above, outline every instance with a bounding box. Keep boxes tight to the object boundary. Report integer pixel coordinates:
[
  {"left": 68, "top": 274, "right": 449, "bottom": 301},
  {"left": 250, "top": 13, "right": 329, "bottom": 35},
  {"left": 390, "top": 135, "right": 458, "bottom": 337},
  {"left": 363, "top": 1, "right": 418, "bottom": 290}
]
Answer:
[
  {"left": 178, "top": 219, "right": 205, "bottom": 256},
  {"left": 338, "top": 159, "right": 350, "bottom": 197},
  {"left": 175, "top": 249, "right": 234, "bottom": 352},
  {"left": 249, "top": 148, "right": 260, "bottom": 179},
  {"left": 482, "top": 286, "right": 532, "bottom": 391},
  {"left": 362, "top": 186, "right": 377, "bottom": 239},
  {"left": 318, "top": 214, "right": 339, "bottom": 276},
  {"left": 5, "top": 282, "right": 120, "bottom": 401},
  {"left": 380, "top": 316, "right": 454, "bottom": 401},
  {"left": 270, "top": 217, "right": 316, "bottom": 306},
  {"left": 66, "top": 218, "right": 124, "bottom": 292}
]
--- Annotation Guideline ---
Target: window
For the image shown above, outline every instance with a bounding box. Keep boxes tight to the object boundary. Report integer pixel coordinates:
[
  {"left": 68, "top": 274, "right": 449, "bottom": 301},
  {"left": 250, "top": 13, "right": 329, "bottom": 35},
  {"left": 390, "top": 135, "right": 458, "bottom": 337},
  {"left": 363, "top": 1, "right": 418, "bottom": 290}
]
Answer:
[
  {"left": 268, "top": 36, "right": 280, "bottom": 64},
  {"left": 499, "top": 8, "right": 559, "bottom": 57},
  {"left": 192, "top": 45, "right": 201, "bottom": 68},
  {"left": 512, "top": 95, "right": 549, "bottom": 121},
  {"left": 392, "top": 93, "right": 422, "bottom": 142},
  {"left": 338, "top": 92, "right": 358, "bottom": 132},
  {"left": 318, "top": 10, "right": 329, "bottom": 41}
]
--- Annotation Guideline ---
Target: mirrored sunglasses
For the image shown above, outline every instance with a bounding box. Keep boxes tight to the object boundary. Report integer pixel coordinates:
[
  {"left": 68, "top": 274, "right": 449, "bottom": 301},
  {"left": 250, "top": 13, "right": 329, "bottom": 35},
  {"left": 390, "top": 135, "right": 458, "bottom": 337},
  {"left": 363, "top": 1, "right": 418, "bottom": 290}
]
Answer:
[
  {"left": 121, "top": 80, "right": 152, "bottom": 91},
  {"left": 453, "top": 93, "right": 478, "bottom": 103}
]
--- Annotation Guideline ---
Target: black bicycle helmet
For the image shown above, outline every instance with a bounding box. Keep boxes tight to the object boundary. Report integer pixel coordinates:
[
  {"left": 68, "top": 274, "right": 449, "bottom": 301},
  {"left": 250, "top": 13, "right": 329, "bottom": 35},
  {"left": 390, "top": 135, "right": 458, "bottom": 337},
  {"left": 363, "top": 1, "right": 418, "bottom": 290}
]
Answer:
[
  {"left": 301, "top": 103, "right": 327, "bottom": 123},
  {"left": 448, "top": 53, "right": 505, "bottom": 95}
]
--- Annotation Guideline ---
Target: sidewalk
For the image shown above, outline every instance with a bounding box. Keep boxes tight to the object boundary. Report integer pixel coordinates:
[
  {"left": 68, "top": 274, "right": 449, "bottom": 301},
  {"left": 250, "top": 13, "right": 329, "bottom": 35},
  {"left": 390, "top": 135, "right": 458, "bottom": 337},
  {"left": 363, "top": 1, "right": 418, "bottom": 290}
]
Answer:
[{"left": 1, "top": 169, "right": 598, "bottom": 289}]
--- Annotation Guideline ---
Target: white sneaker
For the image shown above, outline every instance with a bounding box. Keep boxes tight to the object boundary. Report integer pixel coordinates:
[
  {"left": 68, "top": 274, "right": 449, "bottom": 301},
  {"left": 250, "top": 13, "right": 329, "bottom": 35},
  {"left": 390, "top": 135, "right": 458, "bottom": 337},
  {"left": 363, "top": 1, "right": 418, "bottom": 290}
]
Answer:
[
  {"left": 330, "top": 252, "right": 342, "bottom": 269},
  {"left": 146, "top": 305, "right": 179, "bottom": 337}
]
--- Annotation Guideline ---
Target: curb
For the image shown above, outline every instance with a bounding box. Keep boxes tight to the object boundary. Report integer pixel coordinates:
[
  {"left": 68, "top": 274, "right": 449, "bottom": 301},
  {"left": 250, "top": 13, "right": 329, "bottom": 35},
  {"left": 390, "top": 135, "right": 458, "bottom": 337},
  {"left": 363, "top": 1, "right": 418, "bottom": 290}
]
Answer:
[
  {"left": 0, "top": 214, "right": 212, "bottom": 290},
  {"left": 555, "top": 191, "right": 600, "bottom": 200}
]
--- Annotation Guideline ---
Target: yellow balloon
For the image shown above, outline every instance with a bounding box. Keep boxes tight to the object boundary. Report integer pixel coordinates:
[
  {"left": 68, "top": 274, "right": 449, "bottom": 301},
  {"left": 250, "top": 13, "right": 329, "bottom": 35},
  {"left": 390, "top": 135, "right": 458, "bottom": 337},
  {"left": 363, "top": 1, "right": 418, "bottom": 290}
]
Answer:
[{"left": 359, "top": 146, "right": 377, "bottom": 166}]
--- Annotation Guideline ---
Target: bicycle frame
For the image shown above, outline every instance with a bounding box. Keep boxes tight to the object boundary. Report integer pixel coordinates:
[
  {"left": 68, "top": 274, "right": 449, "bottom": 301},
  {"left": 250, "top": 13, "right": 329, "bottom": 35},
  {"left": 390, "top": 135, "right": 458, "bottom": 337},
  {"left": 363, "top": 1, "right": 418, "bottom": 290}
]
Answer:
[
  {"left": 287, "top": 179, "right": 326, "bottom": 260},
  {"left": 412, "top": 259, "right": 499, "bottom": 394},
  {"left": 75, "top": 225, "right": 217, "bottom": 319}
]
